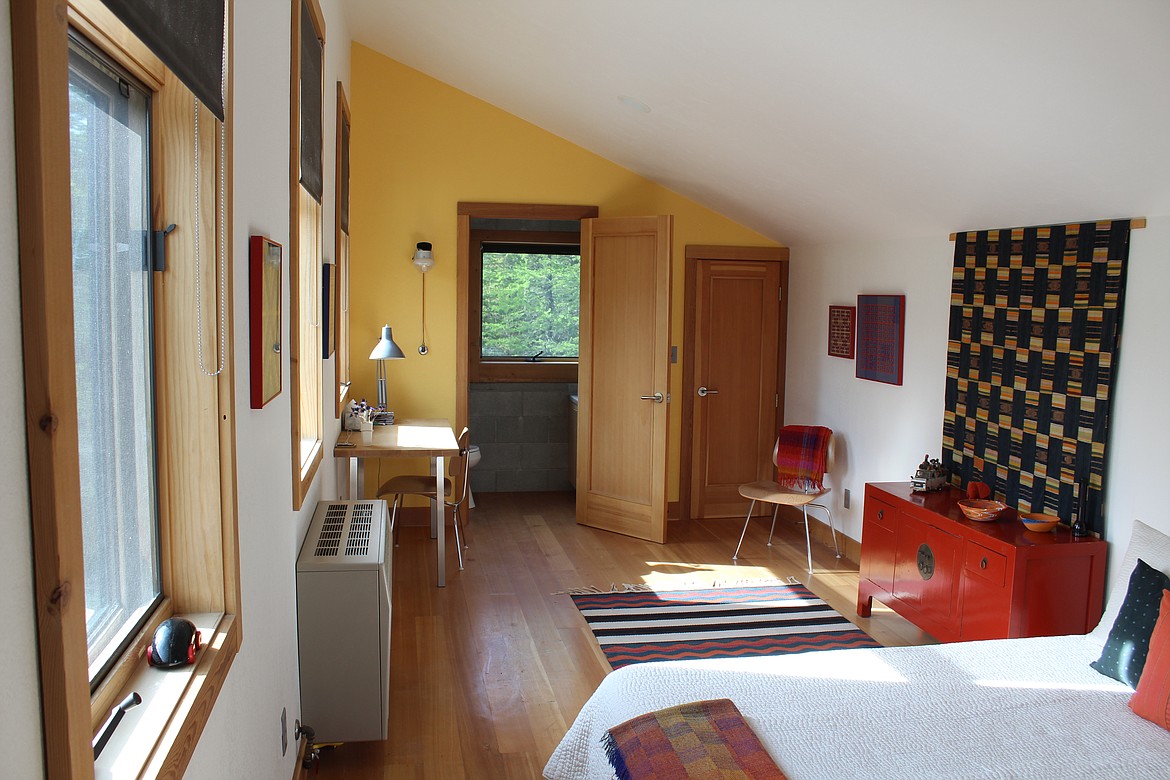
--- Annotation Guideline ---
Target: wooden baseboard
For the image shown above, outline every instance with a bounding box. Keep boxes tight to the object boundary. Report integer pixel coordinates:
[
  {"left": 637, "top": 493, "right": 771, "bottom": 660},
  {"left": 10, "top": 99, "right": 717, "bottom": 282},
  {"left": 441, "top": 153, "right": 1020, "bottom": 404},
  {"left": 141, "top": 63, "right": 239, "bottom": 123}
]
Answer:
[{"left": 292, "top": 732, "right": 308, "bottom": 779}]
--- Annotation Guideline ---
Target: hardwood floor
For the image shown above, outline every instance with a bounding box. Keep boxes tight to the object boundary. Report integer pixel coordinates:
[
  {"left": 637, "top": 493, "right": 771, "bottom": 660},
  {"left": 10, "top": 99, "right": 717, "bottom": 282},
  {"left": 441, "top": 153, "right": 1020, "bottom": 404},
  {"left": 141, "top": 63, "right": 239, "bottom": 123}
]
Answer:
[{"left": 310, "top": 491, "right": 932, "bottom": 779}]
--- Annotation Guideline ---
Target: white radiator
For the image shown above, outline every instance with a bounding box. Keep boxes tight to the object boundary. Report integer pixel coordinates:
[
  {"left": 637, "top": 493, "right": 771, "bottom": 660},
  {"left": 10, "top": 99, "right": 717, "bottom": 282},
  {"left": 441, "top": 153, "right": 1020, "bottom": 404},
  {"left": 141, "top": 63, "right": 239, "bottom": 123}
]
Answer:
[{"left": 296, "top": 500, "right": 391, "bottom": 743}]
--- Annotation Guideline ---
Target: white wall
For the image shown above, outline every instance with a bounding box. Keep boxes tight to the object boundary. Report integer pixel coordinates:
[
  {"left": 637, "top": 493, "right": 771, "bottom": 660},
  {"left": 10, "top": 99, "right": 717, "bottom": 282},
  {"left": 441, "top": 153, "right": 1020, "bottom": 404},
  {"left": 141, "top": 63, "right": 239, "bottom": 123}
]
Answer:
[
  {"left": 786, "top": 216, "right": 1170, "bottom": 579},
  {"left": 186, "top": 0, "right": 350, "bottom": 776},
  {"left": 0, "top": 0, "right": 48, "bottom": 776}
]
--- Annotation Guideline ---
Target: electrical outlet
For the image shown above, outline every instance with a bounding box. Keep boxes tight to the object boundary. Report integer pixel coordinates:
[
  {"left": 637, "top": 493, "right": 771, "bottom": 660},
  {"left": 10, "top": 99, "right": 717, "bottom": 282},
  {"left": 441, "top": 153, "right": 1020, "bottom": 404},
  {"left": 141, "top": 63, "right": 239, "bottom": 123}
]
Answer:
[
  {"left": 281, "top": 707, "right": 288, "bottom": 756},
  {"left": 843, "top": 488, "right": 851, "bottom": 509}
]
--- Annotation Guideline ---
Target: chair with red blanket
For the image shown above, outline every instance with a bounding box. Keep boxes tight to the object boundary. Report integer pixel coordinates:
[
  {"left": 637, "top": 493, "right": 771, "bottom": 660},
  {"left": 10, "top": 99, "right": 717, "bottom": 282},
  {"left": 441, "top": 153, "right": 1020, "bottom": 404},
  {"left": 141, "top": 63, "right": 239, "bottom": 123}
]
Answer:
[{"left": 733, "top": 425, "right": 841, "bottom": 573}]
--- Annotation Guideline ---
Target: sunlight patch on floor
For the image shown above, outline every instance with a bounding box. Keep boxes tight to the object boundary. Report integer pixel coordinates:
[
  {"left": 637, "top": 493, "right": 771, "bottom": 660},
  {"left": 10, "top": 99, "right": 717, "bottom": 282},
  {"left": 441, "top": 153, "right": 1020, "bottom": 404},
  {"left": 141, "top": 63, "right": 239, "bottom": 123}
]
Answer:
[{"left": 638, "top": 560, "right": 789, "bottom": 589}]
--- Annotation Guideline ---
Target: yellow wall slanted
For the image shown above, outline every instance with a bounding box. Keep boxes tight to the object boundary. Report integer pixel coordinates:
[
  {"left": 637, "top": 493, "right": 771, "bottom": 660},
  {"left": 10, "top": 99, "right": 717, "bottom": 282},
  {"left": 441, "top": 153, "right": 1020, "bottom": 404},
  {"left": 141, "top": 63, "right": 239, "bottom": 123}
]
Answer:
[{"left": 350, "top": 43, "right": 778, "bottom": 501}]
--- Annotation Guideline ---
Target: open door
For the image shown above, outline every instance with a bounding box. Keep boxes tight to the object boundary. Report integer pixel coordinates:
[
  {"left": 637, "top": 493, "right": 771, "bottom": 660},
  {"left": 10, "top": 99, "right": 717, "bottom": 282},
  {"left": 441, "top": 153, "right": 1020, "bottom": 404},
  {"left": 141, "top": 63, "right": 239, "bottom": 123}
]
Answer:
[{"left": 576, "top": 216, "right": 673, "bottom": 543}]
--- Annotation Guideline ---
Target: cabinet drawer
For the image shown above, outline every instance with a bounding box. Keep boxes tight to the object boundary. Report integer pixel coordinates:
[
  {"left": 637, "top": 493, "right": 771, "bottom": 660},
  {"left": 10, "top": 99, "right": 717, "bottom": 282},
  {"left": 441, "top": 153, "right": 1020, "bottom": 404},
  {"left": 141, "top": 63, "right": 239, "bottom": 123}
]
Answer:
[
  {"left": 866, "top": 495, "right": 896, "bottom": 532},
  {"left": 963, "top": 542, "right": 1006, "bottom": 588}
]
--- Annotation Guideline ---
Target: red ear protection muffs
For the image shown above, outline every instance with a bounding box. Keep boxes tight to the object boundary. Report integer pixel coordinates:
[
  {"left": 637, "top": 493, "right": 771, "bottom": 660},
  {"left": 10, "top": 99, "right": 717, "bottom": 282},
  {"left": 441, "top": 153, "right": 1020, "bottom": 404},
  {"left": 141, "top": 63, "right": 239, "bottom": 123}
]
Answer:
[{"left": 147, "top": 617, "right": 202, "bottom": 668}]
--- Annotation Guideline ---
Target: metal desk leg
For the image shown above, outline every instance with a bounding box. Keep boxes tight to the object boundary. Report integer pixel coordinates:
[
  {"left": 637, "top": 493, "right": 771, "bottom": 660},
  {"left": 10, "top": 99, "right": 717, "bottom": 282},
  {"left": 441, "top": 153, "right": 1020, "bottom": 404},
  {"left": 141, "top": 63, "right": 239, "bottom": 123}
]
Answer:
[
  {"left": 336, "top": 455, "right": 358, "bottom": 500},
  {"left": 435, "top": 455, "right": 446, "bottom": 587}
]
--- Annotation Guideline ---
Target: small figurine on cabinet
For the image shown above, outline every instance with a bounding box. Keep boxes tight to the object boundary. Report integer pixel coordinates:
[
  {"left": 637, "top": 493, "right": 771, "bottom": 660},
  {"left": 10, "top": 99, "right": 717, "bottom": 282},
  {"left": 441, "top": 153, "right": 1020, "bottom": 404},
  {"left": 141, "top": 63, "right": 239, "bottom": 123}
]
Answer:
[{"left": 911, "top": 455, "right": 947, "bottom": 492}]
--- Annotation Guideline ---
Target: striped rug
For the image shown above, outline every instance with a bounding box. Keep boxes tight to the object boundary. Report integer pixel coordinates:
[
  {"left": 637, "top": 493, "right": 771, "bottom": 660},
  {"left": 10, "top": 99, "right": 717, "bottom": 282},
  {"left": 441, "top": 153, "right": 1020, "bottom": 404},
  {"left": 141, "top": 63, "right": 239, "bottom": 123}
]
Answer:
[{"left": 571, "top": 583, "right": 880, "bottom": 669}]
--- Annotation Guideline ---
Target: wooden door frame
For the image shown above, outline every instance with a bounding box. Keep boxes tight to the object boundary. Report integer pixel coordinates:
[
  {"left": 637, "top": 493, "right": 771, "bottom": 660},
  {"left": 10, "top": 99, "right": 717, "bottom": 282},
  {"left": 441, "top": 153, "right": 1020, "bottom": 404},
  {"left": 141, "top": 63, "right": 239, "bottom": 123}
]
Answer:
[
  {"left": 454, "top": 203, "right": 598, "bottom": 478},
  {"left": 679, "top": 245, "right": 790, "bottom": 522}
]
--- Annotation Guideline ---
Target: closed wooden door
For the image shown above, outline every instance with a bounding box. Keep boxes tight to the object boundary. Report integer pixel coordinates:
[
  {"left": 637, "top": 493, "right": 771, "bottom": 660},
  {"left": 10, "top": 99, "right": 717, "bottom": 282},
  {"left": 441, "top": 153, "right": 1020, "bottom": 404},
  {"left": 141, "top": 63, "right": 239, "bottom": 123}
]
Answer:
[
  {"left": 576, "top": 216, "right": 673, "bottom": 543},
  {"left": 687, "top": 255, "right": 786, "bottom": 518}
]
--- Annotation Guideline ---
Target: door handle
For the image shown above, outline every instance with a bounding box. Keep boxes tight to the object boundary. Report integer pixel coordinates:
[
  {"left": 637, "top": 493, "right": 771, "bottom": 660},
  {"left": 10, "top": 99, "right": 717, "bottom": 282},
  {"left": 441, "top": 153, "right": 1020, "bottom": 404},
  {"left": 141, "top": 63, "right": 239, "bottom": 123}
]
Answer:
[
  {"left": 697, "top": 386, "right": 719, "bottom": 397},
  {"left": 639, "top": 392, "right": 664, "bottom": 403}
]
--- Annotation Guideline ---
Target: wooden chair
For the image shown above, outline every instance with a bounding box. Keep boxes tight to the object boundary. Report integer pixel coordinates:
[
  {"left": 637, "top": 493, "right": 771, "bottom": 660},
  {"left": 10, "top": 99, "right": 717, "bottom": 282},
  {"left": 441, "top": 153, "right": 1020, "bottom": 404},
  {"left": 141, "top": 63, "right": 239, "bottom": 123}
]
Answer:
[
  {"left": 377, "top": 426, "right": 472, "bottom": 570},
  {"left": 733, "top": 428, "right": 841, "bottom": 573}
]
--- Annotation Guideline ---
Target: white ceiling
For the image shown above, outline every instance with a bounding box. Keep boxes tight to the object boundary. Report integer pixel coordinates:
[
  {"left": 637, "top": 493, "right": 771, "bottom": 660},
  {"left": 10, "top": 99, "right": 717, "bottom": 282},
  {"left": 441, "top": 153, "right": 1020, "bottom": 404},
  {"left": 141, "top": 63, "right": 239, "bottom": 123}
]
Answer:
[{"left": 344, "top": 0, "right": 1170, "bottom": 246}]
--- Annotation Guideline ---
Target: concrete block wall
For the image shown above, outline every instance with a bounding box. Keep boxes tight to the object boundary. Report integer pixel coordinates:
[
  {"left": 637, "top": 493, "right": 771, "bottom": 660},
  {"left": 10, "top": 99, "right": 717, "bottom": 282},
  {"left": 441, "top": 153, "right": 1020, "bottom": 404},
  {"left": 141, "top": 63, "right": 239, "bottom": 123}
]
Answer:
[{"left": 469, "top": 382, "right": 577, "bottom": 492}]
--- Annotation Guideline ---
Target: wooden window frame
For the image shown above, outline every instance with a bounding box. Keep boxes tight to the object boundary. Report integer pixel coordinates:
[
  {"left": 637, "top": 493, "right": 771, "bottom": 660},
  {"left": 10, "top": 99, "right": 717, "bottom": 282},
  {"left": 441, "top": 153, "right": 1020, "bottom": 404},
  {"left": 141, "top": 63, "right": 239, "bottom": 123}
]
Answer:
[
  {"left": 290, "top": 0, "right": 326, "bottom": 509},
  {"left": 469, "top": 228, "right": 583, "bottom": 383},
  {"left": 12, "top": 1, "right": 242, "bottom": 777},
  {"left": 333, "top": 82, "right": 351, "bottom": 417}
]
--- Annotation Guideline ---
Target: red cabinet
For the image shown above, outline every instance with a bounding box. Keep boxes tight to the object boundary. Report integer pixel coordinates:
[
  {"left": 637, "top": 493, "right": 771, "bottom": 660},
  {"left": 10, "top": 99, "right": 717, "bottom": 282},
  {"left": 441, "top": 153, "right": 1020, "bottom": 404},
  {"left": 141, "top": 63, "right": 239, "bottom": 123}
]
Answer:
[{"left": 857, "top": 482, "right": 1107, "bottom": 642}]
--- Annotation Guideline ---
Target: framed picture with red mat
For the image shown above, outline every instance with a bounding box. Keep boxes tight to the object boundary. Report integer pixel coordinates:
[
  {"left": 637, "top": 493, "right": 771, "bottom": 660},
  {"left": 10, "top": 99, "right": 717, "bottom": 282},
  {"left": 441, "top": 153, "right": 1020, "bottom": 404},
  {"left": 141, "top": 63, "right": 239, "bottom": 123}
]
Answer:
[{"left": 828, "top": 304, "right": 855, "bottom": 358}]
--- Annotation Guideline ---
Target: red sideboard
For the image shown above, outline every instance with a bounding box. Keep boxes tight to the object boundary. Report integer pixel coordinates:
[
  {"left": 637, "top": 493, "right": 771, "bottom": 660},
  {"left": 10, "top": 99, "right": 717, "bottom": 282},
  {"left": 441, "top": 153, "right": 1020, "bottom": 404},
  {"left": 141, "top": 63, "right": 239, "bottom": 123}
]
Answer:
[{"left": 857, "top": 482, "right": 1107, "bottom": 642}]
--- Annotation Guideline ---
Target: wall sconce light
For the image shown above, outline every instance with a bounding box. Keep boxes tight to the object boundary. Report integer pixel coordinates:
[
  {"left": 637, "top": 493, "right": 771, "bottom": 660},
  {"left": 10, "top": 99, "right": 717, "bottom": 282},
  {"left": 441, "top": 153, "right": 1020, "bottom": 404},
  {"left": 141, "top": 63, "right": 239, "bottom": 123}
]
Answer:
[
  {"left": 369, "top": 324, "right": 405, "bottom": 418},
  {"left": 413, "top": 241, "right": 432, "bottom": 355}
]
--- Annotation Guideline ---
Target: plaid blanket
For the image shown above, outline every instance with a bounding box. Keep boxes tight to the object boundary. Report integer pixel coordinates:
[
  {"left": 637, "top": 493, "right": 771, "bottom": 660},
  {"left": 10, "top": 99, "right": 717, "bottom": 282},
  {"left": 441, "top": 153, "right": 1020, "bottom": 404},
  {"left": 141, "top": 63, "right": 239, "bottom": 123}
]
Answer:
[
  {"left": 774, "top": 425, "right": 831, "bottom": 492},
  {"left": 602, "top": 698, "right": 788, "bottom": 780}
]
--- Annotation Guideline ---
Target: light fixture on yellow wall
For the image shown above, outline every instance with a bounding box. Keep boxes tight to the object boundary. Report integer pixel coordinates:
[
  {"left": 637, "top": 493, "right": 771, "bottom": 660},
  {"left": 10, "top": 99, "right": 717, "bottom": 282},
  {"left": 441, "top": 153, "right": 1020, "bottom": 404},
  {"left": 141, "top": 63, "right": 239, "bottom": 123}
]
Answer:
[{"left": 412, "top": 241, "right": 433, "bottom": 355}]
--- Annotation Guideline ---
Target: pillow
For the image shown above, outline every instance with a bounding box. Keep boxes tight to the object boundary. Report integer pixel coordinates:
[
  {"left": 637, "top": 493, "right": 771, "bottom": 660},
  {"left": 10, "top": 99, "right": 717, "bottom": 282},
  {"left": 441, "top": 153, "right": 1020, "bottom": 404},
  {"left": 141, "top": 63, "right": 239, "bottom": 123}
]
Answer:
[
  {"left": 1129, "top": 589, "right": 1170, "bottom": 730},
  {"left": 1088, "top": 519, "right": 1170, "bottom": 647},
  {"left": 1090, "top": 559, "right": 1170, "bottom": 686}
]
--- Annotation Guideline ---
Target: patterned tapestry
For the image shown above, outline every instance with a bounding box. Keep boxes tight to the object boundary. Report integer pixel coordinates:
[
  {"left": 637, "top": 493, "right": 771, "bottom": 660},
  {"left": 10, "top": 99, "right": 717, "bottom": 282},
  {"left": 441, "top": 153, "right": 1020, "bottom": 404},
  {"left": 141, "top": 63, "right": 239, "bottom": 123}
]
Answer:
[{"left": 942, "top": 220, "right": 1131, "bottom": 535}]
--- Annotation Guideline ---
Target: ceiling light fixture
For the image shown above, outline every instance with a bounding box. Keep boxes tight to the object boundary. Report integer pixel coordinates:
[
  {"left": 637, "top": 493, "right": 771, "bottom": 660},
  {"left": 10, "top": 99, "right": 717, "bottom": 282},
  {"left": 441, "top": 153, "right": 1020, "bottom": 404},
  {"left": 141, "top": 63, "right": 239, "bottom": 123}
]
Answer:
[{"left": 618, "top": 95, "right": 651, "bottom": 113}]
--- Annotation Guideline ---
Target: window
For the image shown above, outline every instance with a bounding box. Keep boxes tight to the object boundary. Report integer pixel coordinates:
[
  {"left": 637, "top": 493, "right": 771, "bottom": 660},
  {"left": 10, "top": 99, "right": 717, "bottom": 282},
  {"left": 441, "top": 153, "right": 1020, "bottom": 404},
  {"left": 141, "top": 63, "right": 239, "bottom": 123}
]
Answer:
[
  {"left": 290, "top": 0, "right": 326, "bottom": 509},
  {"left": 14, "top": 2, "right": 242, "bottom": 776},
  {"left": 67, "top": 35, "right": 163, "bottom": 687},
  {"left": 480, "top": 243, "right": 581, "bottom": 359},
  {"left": 461, "top": 204, "right": 598, "bottom": 384}
]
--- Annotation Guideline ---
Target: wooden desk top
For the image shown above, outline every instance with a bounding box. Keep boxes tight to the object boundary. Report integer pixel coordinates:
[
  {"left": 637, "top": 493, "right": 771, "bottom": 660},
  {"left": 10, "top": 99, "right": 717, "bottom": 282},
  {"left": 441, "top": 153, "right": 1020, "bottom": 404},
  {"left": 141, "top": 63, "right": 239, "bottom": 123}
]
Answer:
[{"left": 334, "top": 418, "right": 459, "bottom": 459}]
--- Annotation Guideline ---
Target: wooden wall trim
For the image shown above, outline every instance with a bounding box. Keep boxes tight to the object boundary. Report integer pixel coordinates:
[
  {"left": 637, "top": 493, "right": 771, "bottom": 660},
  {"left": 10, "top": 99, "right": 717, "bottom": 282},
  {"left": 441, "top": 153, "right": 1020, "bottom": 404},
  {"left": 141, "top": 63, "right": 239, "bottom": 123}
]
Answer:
[
  {"left": 12, "top": 1, "right": 94, "bottom": 774},
  {"left": 685, "top": 244, "right": 789, "bottom": 262},
  {"left": 457, "top": 202, "right": 599, "bottom": 220}
]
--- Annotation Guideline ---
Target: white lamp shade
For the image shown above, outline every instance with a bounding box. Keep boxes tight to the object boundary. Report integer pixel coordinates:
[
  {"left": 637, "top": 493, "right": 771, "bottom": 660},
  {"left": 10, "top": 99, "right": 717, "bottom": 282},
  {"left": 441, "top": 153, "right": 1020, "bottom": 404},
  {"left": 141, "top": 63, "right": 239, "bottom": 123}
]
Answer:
[
  {"left": 369, "top": 325, "right": 405, "bottom": 360},
  {"left": 412, "top": 241, "right": 434, "bottom": 273}
]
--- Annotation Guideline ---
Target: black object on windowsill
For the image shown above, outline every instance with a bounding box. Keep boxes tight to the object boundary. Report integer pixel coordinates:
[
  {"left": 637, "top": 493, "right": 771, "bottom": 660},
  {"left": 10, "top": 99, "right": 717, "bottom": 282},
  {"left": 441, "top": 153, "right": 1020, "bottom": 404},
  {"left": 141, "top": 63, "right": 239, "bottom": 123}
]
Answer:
[{"left": 93, "top": 691, "right": 142, "bottom": 760}]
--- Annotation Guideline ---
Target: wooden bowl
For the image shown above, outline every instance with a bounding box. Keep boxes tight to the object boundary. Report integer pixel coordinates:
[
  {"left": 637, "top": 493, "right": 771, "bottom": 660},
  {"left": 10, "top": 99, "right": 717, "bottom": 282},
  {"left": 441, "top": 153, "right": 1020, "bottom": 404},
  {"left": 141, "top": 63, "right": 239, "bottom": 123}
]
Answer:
[
  {"left": 957, "top": 499, "right": 1007, "bottom": 522},
  {"left": 1019, "top": 513, "right": 1061, "bottom": 533}
]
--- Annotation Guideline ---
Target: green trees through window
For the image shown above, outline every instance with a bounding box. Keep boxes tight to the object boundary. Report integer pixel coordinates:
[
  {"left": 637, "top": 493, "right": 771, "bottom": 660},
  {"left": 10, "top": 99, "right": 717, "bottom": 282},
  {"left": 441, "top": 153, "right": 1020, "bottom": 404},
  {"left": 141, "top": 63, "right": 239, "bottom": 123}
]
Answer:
[{"left": 480, "top": 244, "right": 580, "bottom": 359}]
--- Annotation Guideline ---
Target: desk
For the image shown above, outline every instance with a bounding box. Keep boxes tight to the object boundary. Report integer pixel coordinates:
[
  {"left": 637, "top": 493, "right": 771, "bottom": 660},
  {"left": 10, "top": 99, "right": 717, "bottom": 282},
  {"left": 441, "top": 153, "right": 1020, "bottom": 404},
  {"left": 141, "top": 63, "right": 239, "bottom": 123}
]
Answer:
[{"left": 334, "top": 419, "right": 460, "bottom": 587}]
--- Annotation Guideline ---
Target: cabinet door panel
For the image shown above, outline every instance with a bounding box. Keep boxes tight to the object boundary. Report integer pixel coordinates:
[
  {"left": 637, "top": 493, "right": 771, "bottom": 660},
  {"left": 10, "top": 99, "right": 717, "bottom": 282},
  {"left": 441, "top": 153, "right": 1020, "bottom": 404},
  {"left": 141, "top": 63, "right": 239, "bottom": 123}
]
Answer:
[{"left": 860, "top": 496, "right": 897, "bottom": 594}]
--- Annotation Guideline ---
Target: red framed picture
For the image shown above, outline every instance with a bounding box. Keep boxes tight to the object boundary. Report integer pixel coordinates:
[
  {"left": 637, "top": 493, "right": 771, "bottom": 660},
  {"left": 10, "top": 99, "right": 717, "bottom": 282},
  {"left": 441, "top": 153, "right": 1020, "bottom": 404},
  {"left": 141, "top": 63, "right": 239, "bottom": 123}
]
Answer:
[
  {"left": 828, "top": 305, "right": 855, "bottom": 359},
  {"left": 856, "top": 294, "right": 905, "bottom": 385},
  {"left": 249, "top": 235, "right": 283, "bottom": 408}
]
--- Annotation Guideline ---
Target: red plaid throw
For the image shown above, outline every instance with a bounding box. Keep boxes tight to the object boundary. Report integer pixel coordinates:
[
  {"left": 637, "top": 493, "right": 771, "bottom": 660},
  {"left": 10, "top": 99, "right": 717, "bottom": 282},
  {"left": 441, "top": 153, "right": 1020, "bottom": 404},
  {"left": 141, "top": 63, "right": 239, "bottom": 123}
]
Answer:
[
  {"left": 773, "top": 425, "right": 832, "bottom": 492},
  {"left": 602, "top": 698, "right": 787, "bottom": 780}
]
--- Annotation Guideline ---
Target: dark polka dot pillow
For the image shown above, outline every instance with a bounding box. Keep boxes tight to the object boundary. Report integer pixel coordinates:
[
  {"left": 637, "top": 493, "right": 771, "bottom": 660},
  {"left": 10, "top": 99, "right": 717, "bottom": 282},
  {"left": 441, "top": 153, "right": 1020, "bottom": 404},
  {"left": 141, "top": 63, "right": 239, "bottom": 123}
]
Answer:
[{"left": 1091, "top": 558, "right": 1170, "bottom": 687}]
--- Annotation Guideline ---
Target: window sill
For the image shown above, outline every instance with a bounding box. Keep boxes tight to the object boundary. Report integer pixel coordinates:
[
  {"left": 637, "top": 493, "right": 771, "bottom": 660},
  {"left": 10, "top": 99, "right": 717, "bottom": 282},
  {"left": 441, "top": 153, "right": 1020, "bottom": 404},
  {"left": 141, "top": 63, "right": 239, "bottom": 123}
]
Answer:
[
  {"left": 470, "top": 360, "right": 578, "bottom": 383},
  {"left": 94, "top": 612, "right": 239, "bottom": 779}
]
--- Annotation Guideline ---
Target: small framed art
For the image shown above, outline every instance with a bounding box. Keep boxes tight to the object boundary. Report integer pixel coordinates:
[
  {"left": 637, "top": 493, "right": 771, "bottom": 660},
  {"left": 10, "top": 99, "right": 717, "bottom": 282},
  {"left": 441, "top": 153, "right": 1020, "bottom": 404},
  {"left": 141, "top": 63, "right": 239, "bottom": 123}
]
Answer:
[
  {"left": 856, "top": 294, "right": 905, "bottom": 385},
  {"left": 322, "top": 262, "right": 335, "bottom": 359},
  {"left": 249, "top": 235, "right": 283, "bottom": 408},
  {"left": 828, "top": 305, "right": 856, "bottom": 358}
]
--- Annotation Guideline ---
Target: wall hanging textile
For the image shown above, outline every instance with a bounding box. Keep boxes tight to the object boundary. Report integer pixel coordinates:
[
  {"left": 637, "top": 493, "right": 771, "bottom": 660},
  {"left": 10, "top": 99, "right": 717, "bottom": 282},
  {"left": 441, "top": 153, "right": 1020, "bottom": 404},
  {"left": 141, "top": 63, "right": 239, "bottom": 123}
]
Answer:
[
  {"left": 942, "top": 220, "right": 1132, "bottom": 535},
  {"left": 102, "top": 0, "right": 226, "bottom": 121}
]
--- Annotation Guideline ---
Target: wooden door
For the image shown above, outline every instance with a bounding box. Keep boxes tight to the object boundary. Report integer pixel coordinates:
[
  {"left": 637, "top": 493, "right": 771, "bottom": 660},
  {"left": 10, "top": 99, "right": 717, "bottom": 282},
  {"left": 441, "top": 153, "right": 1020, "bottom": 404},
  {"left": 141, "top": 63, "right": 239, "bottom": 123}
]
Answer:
[
  {"left": 576, "top": 216, "right": 673, "bottom": 542},
  {"left": 684, "top": 250, "right": 787, "bottom": 519}
]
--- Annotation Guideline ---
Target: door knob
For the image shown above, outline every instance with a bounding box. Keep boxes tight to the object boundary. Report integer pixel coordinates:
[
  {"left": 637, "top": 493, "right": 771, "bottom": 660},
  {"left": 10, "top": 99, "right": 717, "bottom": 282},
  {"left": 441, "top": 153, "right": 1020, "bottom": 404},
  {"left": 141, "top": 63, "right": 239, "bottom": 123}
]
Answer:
[
  {"left": 639, "top": 392, "right": 664, "bottom": 403},
  {"left": 697, "top": 386, "right": 719, "bottom": 397}
]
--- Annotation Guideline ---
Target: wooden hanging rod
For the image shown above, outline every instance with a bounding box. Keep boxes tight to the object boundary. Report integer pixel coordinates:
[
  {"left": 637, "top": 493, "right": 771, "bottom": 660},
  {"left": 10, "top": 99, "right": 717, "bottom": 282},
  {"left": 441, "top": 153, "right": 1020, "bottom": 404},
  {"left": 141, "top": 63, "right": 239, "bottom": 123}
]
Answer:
[{"left": 949, "top": 217, "right": 1146, "bottom": 241}]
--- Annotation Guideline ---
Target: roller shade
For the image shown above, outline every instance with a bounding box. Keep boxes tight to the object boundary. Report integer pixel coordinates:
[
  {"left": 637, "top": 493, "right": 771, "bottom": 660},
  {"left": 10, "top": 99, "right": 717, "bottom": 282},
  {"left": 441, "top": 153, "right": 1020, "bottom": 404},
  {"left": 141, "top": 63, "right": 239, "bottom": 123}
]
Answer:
[
  {"left": 299, "top": 0, "right": 324, "bottom": 202},
  {"left": 102, "top": 0, "right": 226, "bottom": 121}
]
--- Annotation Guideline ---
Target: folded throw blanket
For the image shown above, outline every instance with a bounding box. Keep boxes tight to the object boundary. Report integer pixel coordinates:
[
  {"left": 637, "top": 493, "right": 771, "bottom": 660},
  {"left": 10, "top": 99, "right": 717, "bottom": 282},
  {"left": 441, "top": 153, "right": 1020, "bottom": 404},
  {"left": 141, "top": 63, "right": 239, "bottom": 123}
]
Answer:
[
  {"left": 602, "top": 698, "right": 788, "bottom": 780},
  {"left": 774, "top": 425, "right": 831, "bottom": 493}
]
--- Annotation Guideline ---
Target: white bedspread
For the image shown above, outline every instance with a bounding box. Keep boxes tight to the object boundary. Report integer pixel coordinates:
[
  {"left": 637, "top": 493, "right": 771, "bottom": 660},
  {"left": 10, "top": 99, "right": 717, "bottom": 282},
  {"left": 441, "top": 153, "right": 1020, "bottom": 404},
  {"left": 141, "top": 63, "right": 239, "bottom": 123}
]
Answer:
[{"left": 544, "top": 635, "right": 1170, "bottom": 779}]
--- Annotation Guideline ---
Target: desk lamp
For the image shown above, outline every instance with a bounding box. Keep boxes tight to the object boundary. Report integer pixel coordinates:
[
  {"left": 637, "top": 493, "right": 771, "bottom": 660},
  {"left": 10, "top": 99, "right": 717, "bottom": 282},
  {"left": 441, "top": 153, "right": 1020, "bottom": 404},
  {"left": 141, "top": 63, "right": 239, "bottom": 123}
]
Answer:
[{"left": 369, "top": 325, "right": 405, "bottom": 422}]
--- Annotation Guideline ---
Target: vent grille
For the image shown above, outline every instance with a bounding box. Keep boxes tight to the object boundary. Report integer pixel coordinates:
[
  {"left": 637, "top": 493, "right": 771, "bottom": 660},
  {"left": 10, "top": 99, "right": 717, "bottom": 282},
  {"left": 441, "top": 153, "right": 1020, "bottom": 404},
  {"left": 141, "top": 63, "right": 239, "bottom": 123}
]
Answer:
[
  {"left": 345, "top": 503, "right": 373, "bottom": 556},
  {"left": 314, "top": 503, "right": 348, "bottom": 557}
]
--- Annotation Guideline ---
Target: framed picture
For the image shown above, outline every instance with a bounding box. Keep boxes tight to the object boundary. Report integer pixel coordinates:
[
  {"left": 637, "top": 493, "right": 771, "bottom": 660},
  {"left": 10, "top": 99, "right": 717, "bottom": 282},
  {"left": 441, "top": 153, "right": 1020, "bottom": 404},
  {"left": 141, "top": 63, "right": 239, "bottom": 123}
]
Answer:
[
  {"left": 249, "top": 236, "right": 283, "bottom": 408},
  {"left": 856, "top": 294, "right": 905, "bottom": 385},
  {"left": 828, "top": 305, "right": 856, "bottom": 358},
  {"left": 322, "top": 262, "right": 335, "bottom": 359}
]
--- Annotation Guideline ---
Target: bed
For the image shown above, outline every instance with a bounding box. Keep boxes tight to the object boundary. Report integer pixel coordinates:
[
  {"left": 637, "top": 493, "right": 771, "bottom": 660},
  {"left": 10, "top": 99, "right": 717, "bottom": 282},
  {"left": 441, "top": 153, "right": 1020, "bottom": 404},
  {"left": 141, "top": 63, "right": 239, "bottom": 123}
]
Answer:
[{"left": 544, "top": 520, "right": 1170, "bottom": 779}]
